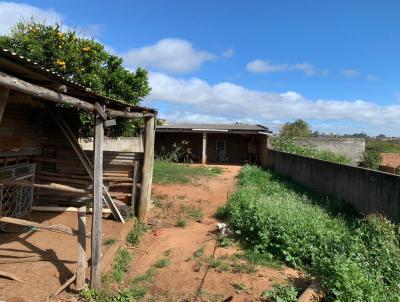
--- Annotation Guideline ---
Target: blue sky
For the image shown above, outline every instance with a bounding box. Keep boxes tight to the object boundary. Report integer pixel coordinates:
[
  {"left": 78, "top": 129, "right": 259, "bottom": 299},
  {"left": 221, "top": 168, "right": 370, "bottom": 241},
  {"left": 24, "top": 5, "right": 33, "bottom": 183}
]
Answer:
[{"left": 1, "top": 1, "right": 400, "bottom": 135}]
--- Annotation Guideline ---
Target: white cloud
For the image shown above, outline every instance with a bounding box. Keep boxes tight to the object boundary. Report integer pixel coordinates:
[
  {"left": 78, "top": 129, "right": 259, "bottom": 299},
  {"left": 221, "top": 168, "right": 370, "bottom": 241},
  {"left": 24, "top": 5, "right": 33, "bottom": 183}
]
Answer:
[
  {"left": 0, "top": 2, "right": 102, "bottom": 38},
  {"left": 246, "top": 60, "right": 288, "bottom": 73},
  {"left": 246, "top": 59, "right": 316, "bottom": 76},
  {"left": 145, "top": 72, "right": 400, "bottom": 135},
  {"left": 222, "top": 48, "right": 234, "bottom": 58},
  {"left": 0, "top": 2, "right": 62, "bottom": 35},
  {"left": 366, "top": 74, "right": 379, "bottom": 81},
  {"left": 123, "top": 38, "right": 216, "bottom": 73},
  {"left": 341, "top": 69, "right": 360, "bottom": 77}
]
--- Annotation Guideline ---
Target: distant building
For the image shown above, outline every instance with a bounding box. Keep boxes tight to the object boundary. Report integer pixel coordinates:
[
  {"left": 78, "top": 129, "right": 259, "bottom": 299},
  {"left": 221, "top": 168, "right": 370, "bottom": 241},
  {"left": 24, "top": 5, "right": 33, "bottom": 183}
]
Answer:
[
  {"left": 155, "top": 124, "right": 271, "bottom": 164},
  {"left": 380, "top": 153, "right": 400, "bottom": 174}
]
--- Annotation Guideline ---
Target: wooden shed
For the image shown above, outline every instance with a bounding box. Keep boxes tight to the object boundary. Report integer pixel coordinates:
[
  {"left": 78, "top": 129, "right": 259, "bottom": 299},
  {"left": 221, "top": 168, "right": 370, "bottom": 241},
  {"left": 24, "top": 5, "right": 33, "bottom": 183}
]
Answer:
[{"left": 0, "top": 48, "right": 156, "bottom": 290}]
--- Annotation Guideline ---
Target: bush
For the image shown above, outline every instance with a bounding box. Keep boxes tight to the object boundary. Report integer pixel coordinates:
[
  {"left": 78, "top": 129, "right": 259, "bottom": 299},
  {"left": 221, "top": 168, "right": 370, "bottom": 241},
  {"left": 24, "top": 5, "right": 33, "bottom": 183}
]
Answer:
[
  {"left": 126, "top": 220, "right": 147, "bottom": 246},
  {"left": 359, "top": 150, "right": 381, "bottom": 170},
  {"left": 224, "top": 165, "right": 400, "bottom": 301}
]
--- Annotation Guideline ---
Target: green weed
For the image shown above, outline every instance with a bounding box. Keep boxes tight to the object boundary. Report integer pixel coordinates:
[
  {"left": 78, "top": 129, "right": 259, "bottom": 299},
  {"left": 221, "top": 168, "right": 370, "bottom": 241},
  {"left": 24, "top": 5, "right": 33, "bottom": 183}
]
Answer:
[
  {"left": 111, "top": 247, "right": 132, "bottom": 283},
  {"left": 104, "top": 238, "right": 117, "bottom": 245},
  {"left": 126, "top": 220, "right": 147, "bottom": 246},
  {"left": 175, "top": 217, "right": 187, "bottom": 228},
  {"left": 224, "top": 165, "right": 400, "bottom": 301},
  {"left": 232, "top": 282, "right": 247, "bottom": 294},
  {"left": 262, "top": 285, "right": 298, "bottom": 302},
  {"left": 154, "top": 257, "right": 171, "bottom": 269}
]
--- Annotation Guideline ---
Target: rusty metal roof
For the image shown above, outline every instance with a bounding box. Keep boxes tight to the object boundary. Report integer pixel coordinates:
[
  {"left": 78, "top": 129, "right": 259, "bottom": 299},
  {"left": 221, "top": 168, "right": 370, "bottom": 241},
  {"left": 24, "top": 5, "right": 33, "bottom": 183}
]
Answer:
[{"left": 0, "top": 48, "right": 155, "bottom": 113}]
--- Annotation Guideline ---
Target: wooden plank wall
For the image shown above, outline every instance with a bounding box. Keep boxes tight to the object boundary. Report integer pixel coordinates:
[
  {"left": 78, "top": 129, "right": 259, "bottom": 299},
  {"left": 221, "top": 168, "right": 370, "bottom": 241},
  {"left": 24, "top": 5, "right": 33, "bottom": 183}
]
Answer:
[{"left": 0, "top": 99, "right": 144, "bottom": 209}]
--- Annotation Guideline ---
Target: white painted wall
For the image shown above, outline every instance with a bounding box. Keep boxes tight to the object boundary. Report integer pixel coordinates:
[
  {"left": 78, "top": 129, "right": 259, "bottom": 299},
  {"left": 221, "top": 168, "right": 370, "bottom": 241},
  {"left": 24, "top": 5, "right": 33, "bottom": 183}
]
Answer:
[{"left": 79, "top": 137, "right": 144, "bottom": 152}]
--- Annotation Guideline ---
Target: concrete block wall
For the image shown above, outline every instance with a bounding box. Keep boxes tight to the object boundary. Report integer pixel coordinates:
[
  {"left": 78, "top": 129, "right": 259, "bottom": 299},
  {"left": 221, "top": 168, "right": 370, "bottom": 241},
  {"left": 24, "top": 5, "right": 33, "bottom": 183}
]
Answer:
[{"left": 264, "top": 149, "right": 400, "bottom": 222}]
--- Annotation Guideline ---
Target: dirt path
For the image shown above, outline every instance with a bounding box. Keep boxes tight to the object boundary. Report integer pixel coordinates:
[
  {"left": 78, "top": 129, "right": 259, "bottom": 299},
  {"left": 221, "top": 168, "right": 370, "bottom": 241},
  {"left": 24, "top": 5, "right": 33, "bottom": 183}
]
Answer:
[{"left": 129, "top": 165, "right": 303, "bottom": 301}]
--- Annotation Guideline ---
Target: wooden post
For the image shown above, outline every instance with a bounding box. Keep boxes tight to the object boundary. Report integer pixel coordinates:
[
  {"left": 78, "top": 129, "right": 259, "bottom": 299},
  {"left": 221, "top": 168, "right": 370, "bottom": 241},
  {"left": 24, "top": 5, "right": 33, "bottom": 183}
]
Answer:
[
  {"left": 90, "top": 109, "right": 104, "bottom": 289},
  {"left": 76, "top": 205, "right": 87, "bottom": 290},
  {"left": 202, "top": 132, "right": 207, "bottom": 165},
  {"left": 131, "top": 160, "right": 140, "bottom": 214},
  {"left": 0, "top": 87, "right": 9, "bottom": 123},
  {"left": 138, "top": 115, "right": 155, "bottom": 223}
]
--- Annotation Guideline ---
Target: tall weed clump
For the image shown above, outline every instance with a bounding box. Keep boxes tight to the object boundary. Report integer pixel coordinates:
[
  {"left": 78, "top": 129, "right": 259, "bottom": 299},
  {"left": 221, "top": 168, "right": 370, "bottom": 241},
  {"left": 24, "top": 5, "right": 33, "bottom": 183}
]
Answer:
[{"left": 224, "top": 165, "right": 400, "bottom": 301}]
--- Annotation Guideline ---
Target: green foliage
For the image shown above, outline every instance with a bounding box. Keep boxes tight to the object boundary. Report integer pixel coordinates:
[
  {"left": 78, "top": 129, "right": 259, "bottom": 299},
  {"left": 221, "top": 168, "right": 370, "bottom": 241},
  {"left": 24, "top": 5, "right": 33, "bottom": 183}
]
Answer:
[
  {"left": 262, "top": 285, "right": 298, "bottom": 302},
  {"left": 231, "top": 282, "right": 247, "bottom": 294},
  {"left": 156, "top": 140, "right": 193, "bottom": 162},
  {"left": 104, "top": 238, "right": 117, "bottom": 245},
  {"left": 208, "top": 256, "right": 230, "bottom": 272},
  {"left": 224, "top": 165, "right": 400, "bottom": 301},
  {"left": 280, "top": 119, "right": 312, "bottom": 138},
  {"left": 126, "top": 220, "right": 147, "bottom": 246},
  {"left": 0, "top": 21, "right": 150, "bottom": 137},
  {"left": 359, "top": 150, "right": 381, "bottom": 170},
  {"left": 175, "top": 217, "right": 187, "bottom": 228},
  {"left": 111, "top": 247, "right": 132, "bottom": 283},
  {"left": 366, "top": 138, "right": 400, "bottom": 154},
  {"left": 153, "top": 159, "right": 222, "bottom": 184},
  {"left": 217, "top": 236, "right": 234, "bottom": 248},
  {"left": 181, "top": 205, "right": 204, "bottom": 221},
  {"left": 271, "top": 137, "right": 351, "bottom": 164},
  {"left": 154, "top": 257, "right": 171, "bottom": 268}
]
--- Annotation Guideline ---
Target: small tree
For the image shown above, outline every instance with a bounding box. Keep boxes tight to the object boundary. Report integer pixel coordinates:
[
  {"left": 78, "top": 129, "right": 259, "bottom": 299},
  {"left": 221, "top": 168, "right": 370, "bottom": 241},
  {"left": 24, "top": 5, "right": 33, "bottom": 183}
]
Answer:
[
  {"left": 0, "top": 21, "right": 151, "bottom": 137},
  {"left": 280, "top": 119, "right": 312, "bottom": 138}
]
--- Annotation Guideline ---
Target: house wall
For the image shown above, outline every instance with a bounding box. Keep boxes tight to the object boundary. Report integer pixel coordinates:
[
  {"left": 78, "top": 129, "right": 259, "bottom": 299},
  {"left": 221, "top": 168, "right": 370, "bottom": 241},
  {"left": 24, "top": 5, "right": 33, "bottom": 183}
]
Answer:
[
  {"left": 155, "top": 132, "right": 262, "bottom": 163},
  {"left": 264, "top": 149, "right": 400, "bottom": 222},
  {"left": 293, "top": 137, "right": 365, "bottom": 165}
]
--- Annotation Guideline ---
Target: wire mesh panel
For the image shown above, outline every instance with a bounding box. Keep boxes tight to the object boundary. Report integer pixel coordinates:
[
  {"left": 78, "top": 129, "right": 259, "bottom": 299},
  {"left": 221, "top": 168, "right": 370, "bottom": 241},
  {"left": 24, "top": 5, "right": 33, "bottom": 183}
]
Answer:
[{"left": 0, "top": 163, "right": 35, "bottom": 218}]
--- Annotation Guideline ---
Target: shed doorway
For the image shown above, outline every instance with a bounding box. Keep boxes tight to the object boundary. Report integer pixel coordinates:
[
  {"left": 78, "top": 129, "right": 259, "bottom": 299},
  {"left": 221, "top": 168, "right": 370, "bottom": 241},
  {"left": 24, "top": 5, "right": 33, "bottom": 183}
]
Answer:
[{"left": 216, "top": 140, "right": 226, "bottom": 162}]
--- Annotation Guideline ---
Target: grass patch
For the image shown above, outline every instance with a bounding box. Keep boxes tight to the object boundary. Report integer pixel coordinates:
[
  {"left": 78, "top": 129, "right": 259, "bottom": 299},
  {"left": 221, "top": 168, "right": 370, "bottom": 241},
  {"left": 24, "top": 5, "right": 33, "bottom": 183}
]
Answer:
[
  {"left": 133, "top": 267, "right": 158, "bottom": 283},
  {"left": 154, "top": 257, "right": 171, "bottom": 269},
  {"left": 104, "top": 238, "right": 117, "bottom": 245},
  {"left": 208, "top": 256, "right": 229, "bottom": 272},
  {"left": 217, "top": 236, "right": 233, "bottom": 248},
  {"left": 181, "top": 205, "right": 204, "bottom": 221},
  {"left": 111, "top": 247, "right": 132, "bottom": 283},
  {"left": 175, "top": 217, "right": 187, "bottom": 228},
  {"left": 224, "top": 165, "right": 400, "bottom": 301},
  {"left": 153, "top": 159, "right": 222, "bottom": 184},
  {"left": 126, "top": 220, "right": 147, "bottom": 246}
]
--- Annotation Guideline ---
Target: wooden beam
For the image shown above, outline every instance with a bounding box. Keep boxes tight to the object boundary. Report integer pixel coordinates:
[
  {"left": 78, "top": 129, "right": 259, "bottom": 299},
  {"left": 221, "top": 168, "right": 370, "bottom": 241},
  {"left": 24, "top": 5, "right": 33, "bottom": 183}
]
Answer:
[
  {"left": 0, "top": 179, "right": 88, "bottom": 194},
  {"left": 95, "top": 102, "right": 107, "bottom": 121},
  {"left": 76, "top": 206, "right": 87, "bottom": 290},
  {"left": 202, "top": 132, "right": 207, "bottom": 165},
  {"left": 137, "top": 115, "right": 155, "bottom": 223},
  {"left": 131, "top": 160, "right": 140, "bottom": 213},
  {"left": 0, "top": 86, "right": 9, "bottom": 123},
  {"left": 90, "top": 113, "right": 104, "bottom": 290},
  {"left": 0, "top": 71, "right": 153, "bottom": 119}
]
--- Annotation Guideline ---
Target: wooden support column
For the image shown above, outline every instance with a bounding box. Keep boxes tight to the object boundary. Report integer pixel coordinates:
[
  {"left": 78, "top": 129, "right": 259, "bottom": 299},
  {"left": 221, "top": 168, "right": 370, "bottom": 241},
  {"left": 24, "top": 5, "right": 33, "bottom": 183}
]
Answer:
[
  {"left": 0, "top": 87, "right": 9, "bottom": 123},
  {"left": 90, "top": 108, "right": 104, "bottom": 289},
  {"left": 131, "top": 160, "right": 140, "bottom": 213},
  {"left": 138, "top": 115, "right": 155, "bottom": 223},
  {"left": 202, "top": 132, "right": 207, "bottom": 165},
  {"left": 76, "top": 206, "right": 87, "bottom": 290}
]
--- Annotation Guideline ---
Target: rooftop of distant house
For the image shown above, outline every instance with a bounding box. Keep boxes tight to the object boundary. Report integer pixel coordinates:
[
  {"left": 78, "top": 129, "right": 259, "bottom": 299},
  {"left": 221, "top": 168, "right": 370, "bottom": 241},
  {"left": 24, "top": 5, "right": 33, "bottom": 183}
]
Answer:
[
  {"left": 156, "top": 123, "right": 271, "bottom": 133},
  {"left": 380, "top": 153, "right": 400, "bottom": 168}
]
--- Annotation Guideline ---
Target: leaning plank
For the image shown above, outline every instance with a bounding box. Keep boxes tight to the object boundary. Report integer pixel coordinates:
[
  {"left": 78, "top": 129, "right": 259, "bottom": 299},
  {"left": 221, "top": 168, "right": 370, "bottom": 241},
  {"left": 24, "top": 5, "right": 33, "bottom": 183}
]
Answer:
[
  {"left": 76, "top": 206, "right": 87, "bottom": 290},
  {"left": 52, "top": 273, "right": 76, "bottom": 297},
  {"left": 0, "top": 271, "right": 23, "bottom": 282},
  {"left": 0, "top": 216, "right": 75, "bottom": 235}
]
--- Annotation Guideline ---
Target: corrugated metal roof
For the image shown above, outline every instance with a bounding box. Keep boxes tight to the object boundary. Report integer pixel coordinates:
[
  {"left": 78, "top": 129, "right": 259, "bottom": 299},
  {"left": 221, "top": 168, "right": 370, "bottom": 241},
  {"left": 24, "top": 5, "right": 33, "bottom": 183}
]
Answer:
[
  {"left": 157, "top": 123, "right": 270, "bottom": 132},
  {"left": 0, "top": 48, "right": 155, "bottom": 112}
]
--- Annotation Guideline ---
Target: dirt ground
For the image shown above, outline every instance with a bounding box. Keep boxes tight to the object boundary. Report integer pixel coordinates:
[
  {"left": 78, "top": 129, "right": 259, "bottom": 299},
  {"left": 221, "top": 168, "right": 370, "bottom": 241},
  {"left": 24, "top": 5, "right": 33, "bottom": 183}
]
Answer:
[
  {"left": 130, "top": 164, "right": 306, "bottom": 301},
  {"left": 0, "top": 211, "right": 132, "bottom": 302}
]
